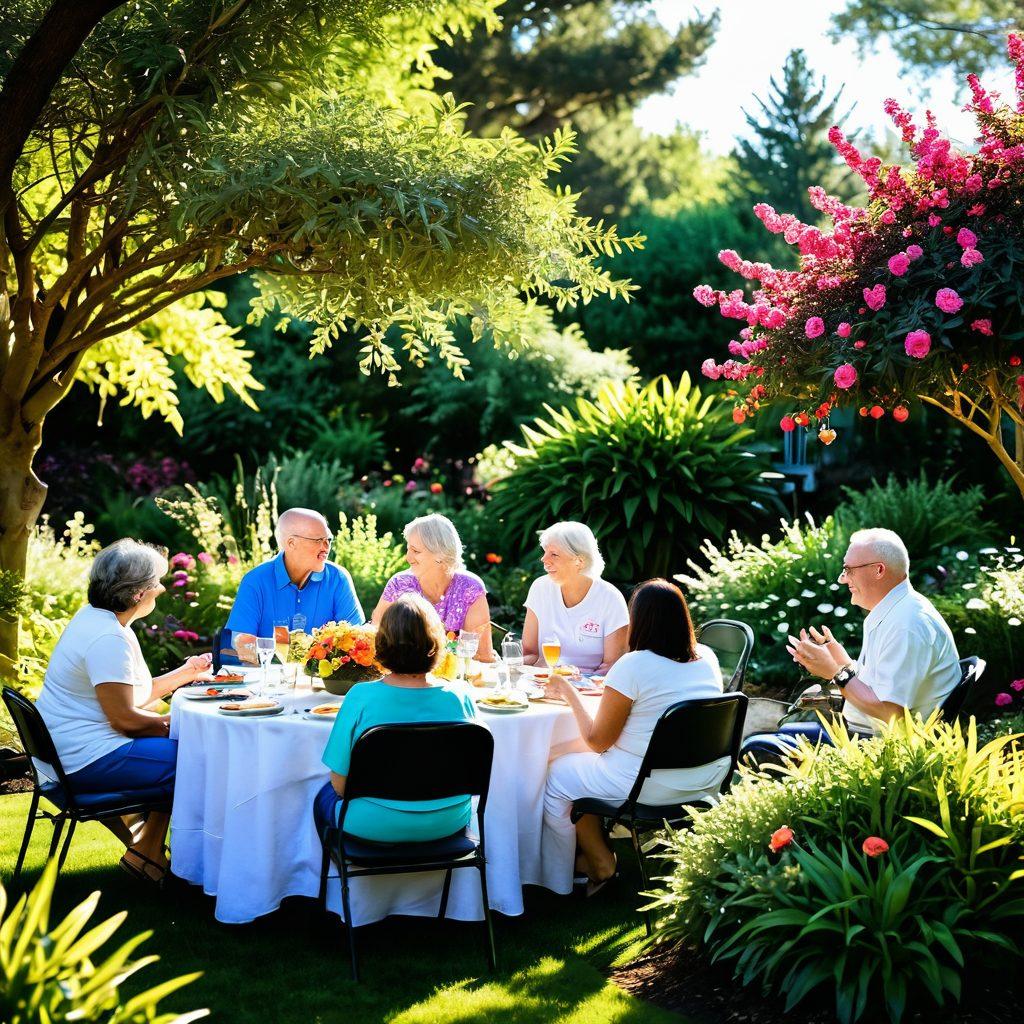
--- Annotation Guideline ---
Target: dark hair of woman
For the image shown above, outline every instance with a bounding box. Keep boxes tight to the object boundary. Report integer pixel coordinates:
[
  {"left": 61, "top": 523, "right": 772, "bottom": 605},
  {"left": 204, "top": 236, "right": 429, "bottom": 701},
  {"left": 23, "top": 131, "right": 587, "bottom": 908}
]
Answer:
[
  {"left": 374, "top": 594, "right": 447, "bottom": 675},
  {"left": 626, "top": 579, "right": 698, "bottom": 662}
]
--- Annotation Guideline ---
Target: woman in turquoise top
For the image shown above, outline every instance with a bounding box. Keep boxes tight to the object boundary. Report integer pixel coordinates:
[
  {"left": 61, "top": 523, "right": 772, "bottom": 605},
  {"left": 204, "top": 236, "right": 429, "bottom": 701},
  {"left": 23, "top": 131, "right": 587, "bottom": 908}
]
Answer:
[{"left": 313, "top": 594, "right": 477, "bottom": 843}]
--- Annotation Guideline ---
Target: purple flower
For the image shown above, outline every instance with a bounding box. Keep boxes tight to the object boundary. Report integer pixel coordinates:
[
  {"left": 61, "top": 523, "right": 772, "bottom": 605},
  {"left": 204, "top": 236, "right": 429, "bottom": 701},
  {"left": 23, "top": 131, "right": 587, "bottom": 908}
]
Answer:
[
  {"left": 197, "top": 551, "right": 213, "bottom": 566},
  {"left": 405, "top": 481, "right": 418, "bottom": 493},
  {"left": 170, "top": 552, "right": 195, "bottom": 571}
]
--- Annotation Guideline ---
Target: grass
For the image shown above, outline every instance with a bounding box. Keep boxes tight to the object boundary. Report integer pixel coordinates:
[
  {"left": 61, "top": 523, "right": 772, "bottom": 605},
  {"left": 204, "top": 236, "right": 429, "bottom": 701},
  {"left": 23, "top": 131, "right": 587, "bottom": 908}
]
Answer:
[{"left": 0, "top": 793, "right": 690, "bottom": 1023}]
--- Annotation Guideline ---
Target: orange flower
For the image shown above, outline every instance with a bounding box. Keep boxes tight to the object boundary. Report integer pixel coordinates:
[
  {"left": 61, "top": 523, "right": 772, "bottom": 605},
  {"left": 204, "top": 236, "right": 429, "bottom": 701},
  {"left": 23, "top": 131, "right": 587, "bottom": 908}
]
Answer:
[
  {"left": 353, "top": 649, "right": 374, "bottom": 667},
  {"left": 768, "top": 826, "right": 794, "bottom": 853},
  {"left": 309, "top": 644, "right": 327, "bottom": 660},
  {"left": 862, "top": 836, "right": 889, "bottom": 858},
  {"left": 430, "top": 482, "right": 443, "bottom": 494},
  {"left": 485, "top": 552, "right": 503, "bottom": 564}
]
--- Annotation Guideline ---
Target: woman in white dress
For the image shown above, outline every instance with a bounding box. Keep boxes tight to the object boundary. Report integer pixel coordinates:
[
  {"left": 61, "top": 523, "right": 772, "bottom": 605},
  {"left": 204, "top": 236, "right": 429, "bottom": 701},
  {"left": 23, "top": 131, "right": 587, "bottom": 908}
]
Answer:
[
  {"left": 540, "top": 579, "right": 724, "bottom": 894},
  {"left": 522, "top": 522, "right": 628, "bottom": 676}
]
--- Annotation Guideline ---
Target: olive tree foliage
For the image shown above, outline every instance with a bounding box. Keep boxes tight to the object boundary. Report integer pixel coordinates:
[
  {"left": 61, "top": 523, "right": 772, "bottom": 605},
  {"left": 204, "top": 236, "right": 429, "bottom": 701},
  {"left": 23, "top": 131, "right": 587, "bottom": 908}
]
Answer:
[
  {"left": 832, "top": 0, "right": 1023, "bottom": 77},
  {"left": 0, "top": 0, "right": 641, "bottom": 663}
]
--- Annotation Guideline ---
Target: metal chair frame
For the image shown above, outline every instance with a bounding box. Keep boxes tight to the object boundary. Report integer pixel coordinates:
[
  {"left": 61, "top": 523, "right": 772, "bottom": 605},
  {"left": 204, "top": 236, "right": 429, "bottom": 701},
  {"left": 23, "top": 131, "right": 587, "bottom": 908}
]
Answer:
[{"left": 697, "top": 619, "right": 755, "bottom": 692}]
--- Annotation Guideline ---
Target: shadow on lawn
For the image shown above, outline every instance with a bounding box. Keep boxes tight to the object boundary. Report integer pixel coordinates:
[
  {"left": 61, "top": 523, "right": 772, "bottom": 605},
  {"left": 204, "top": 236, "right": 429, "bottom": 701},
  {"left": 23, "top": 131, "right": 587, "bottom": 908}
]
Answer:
[{"left": 1, "top": 796, "right": 676, "bottom": 1024}]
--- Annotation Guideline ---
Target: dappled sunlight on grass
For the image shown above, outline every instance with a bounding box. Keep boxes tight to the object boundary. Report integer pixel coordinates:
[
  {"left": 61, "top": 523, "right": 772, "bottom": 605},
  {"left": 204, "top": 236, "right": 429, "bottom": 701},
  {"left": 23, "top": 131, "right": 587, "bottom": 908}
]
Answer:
[{"left": 0, "top": 793, "right": 690, "bottom": 1024}]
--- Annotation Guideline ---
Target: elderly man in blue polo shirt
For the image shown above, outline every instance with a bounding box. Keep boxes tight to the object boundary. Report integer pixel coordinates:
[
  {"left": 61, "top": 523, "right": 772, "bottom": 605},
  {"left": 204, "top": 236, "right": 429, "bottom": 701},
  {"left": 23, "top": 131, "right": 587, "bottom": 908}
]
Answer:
[{"left": 227, "top": 507, "right": 363, "bottom": 657}]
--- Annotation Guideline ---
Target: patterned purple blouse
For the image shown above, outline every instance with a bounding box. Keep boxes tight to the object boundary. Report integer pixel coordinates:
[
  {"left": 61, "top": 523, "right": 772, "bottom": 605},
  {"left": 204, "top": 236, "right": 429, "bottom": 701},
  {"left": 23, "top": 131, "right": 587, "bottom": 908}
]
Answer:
[{"left": 380, "top": 571, "right": 487, "bottom": 633}]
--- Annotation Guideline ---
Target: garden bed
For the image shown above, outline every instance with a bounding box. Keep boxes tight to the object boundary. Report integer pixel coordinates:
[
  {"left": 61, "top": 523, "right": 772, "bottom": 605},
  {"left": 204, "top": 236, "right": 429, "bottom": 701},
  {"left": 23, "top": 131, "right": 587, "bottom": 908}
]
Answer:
[{"left": 612, "top": 941, "right": 1022, "bottom": 1024}]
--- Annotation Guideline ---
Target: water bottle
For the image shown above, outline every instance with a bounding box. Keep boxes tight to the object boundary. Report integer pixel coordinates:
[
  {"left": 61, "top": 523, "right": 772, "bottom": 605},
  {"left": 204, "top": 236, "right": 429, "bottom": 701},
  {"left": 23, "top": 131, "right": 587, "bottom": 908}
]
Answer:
[{"left": 501, "top": 632, "right": 524, "bottom": 690}]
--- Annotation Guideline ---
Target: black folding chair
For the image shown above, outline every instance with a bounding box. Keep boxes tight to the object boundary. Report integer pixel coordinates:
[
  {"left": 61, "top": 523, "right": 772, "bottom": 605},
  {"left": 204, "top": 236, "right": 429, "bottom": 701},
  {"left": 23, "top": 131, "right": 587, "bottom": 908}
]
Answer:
[
  {"left": 318, "top": 721, "right": 496, "bottom": 982},
  {"left": 697, "top": 619, "right": 755, "bottom": 692},
  {"left": 571, "top": 692, "right": 748, "bottom": 934},
  {"left": 940, "top": 655, "right": 986, "bottom": 719},
  {"left": 2, "top": 687, "right": 172, "bottom": 885}
]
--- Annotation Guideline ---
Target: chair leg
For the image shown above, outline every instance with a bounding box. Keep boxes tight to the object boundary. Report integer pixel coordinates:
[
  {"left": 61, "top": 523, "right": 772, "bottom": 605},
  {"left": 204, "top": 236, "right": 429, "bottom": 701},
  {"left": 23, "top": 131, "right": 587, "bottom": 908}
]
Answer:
[
  {"left": 476, "top": 860, "right": 497, "bottom": 972},
  {"left": 47, "top": 815, "right": 67, "bottom": 862},
  {"left": 437, "top": 868, "right": 453, "bottom": 920},
  {"left": 12, "top": 790, "right": 40, "bottom": 884},
  {"left": 318, "top": 843, "right": 329, "bottom": 909},
  {"left": 57, "top": 819, "right": 77, "bottom": 870},
  {"left": 630, "top": 826, "right": 652, "bottom": 937},
  {"left": 339, "top": 861, "right": 359, "bottom": 983}
]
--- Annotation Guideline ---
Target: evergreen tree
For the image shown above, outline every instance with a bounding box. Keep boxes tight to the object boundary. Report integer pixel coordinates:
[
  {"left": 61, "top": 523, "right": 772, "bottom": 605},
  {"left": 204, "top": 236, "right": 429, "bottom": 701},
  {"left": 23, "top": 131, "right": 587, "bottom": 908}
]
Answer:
[{"left": 733, "top": 49, "right": 854, "bottom": 226}]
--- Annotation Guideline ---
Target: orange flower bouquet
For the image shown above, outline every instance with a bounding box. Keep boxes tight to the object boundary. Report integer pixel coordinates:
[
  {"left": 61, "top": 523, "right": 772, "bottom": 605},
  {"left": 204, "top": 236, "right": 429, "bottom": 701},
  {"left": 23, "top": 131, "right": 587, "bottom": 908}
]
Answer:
[{"left": 303, "top": 621, "right": 385, "bottom": 695}]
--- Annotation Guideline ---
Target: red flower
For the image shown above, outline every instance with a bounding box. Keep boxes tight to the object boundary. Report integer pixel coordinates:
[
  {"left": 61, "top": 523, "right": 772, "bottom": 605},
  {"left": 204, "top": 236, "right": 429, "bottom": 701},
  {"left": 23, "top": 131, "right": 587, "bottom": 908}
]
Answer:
[
  {"left": 769, "top": 826, "right": 794, "bottom": 853},
  {"left": 862, "top": 836, "right": 889, "bottom": 858},
  {"left": 485, "top": 552, "right": 503, "bottom": 564},
  {"left": 430, "top": 482, "right": 443, "bottom": 494}
]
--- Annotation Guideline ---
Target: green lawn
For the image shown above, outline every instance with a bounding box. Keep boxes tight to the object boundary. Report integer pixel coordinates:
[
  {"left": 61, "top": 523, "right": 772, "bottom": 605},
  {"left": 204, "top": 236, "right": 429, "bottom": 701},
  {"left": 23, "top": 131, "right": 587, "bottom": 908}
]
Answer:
[{"left": 0, "top": 794, "right": 689, "bottom": 1023}]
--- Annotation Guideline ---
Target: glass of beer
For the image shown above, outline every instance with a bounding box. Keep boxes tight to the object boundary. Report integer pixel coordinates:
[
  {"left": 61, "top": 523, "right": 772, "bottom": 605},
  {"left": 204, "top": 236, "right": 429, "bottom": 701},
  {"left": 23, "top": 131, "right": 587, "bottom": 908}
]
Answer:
[{"left": 542, "top": 635, "right": 561, "bottom": 668}]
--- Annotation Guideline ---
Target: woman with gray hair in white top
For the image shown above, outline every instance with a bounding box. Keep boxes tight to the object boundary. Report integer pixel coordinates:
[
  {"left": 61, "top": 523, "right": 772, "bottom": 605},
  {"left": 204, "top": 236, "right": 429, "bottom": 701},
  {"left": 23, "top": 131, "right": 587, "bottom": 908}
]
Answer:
[
  {"left": 371, "top": 513, "right": 494, "bottom": 660},
  {"left": 522, "top": 522, "right": 628, "bottom": 675}
]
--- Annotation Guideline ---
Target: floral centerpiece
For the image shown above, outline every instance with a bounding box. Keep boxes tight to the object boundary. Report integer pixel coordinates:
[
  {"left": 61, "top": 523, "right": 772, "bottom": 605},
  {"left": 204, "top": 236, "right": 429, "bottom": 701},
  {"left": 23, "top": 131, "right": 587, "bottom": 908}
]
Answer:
[
  {"left": 432, "top": 631, "right": 460, "bottom": 681},
  {"left": 303, "top": 621, "right": 384, "bottom": 695}
]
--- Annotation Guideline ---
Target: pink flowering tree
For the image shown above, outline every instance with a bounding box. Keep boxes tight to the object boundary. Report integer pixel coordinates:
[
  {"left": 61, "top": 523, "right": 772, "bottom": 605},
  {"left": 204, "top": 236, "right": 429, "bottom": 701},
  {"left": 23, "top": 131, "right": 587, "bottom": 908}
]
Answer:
[{"left": 696, "top": 35, "right": 1024, "bottom": 500}]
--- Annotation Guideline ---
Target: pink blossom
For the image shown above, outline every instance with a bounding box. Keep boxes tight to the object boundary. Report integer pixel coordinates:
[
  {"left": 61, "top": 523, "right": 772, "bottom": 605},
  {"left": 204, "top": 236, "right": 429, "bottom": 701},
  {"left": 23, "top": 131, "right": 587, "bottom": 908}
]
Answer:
[
  {"left": 964, "top": 173, "right": 984, "bottom": 192},
  {"left": 836, "top": 322, "right": 851, "bottom": 338},
  {"left": 197, "top": 551, "right": 213, "bottom": 566},
  {"left": 173, "top": 629, "right": 200, "bottom": 643},
  {"left": 170, "top": 552, "right": 195, "bottom": 571},
  {"left": 971, "top": 319, "right": 993, "bottom": 335},
  {"left": 956, "top": 227, "right": 977, "bottom": 248},
  {"left": 701, "top": 358, "right": 722, "bottom": 381},
  {"left": 405, "top": 481, "right": 418, "bottom": 493},
  {"left": 905, "top": 329, "right": 932, "bottom": 359},
  {"left": 805, "top": 316, "right": 825, "bottom": 339},
  {"left": 863, "top": 285, "right": 887, "bottom": 311},
  {"left": 880, "top": 210, "right": 896, "bottom": 224},
  {"left": 888, "top": 253, "right": 910, "bottom": 276},
  {"left": 833, "top": 364, "right": 858, "bottom": 390},
  {"left": 1011, "top": 679, "right": 1024, "bottom": 692},
  {"left": 227, "top": 554, "right": 239, "bottom": 565},
  {"left": 854, "top": 340, "right": 867, "bottom": 349},
  {"left": 693, "top": 284, "right": 717, "bottom": 307},
  {"left": 995, "top": 692, "right": 1014, "bottom": 707},
  {"left": 967, "top": 203, "right": 986, "bottom": 217},
  {"left": 961, "top": 247, "right": 984, "bottom": 267},
  {"left": 905, "top": 244, "right": 923, "bottom": 260},
  {"left": 172, "top": 578, "right": 188, "bottom": 588},
  {"left": 928, "top": 213, "right": 942, "bottom": 227},
  {"left": 935, "top": 288, "right": 964, "bottom": 313}
]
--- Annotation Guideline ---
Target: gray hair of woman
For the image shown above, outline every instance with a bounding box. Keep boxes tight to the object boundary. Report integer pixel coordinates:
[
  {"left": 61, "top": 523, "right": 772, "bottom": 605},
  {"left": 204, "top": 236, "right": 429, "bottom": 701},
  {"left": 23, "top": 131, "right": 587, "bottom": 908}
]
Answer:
[
  {"left": 403, "top": 513, "right": 465, "bottom": 572},
  {"left": 539, "top": 521, "right": 605, "bottom": 579},
  {"left": 87, "top": 539, "right": 169, "bottom": 613}
]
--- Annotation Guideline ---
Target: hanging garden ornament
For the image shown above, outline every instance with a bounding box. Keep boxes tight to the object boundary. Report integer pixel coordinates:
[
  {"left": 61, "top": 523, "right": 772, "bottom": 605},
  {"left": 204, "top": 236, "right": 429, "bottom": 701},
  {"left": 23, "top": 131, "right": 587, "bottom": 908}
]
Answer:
[{"left": 818, "top": 421, "right": 837, "bottom": 445}]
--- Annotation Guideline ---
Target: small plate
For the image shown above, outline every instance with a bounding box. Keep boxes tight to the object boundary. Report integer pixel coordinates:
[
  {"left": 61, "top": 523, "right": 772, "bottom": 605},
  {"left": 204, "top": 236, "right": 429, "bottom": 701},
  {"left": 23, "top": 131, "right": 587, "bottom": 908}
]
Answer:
[
  {"left": 180, "top": 688, "right": 251, "bottom": 701},
  {"left": 218, "top": 702, "right": 284, "bottom": 718},
  {"left": 304, "top": 703, "right": 342, "bottom": 721},
  {"left": 476, "top": 698, "right": 529, "bottom": 714}
]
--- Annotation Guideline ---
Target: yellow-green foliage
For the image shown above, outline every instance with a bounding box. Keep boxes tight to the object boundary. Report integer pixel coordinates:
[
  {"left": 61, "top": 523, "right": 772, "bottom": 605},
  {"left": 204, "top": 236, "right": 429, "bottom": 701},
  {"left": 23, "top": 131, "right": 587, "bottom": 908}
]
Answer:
[{"left": 0, "top": 861, "right": 206, "bottom": 1024}]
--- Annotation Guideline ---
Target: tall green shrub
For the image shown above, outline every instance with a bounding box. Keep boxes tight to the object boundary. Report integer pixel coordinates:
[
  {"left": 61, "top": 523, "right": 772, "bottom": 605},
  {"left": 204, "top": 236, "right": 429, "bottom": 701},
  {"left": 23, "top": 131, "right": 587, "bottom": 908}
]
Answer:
[
  {"left": 490, "top": 375, "right": 780, "bottom": 581},
  {"left": 652, "top": 715, "right": 1024, "bottom": 1023}
]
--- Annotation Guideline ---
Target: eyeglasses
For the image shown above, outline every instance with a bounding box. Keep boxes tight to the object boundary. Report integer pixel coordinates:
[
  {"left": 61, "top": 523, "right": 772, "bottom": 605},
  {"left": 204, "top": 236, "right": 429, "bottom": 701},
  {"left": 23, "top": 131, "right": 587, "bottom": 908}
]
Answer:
[
  {"left": 839, "top": 561, "right": 880, "bottom": 578},
  {"left": 290, "top": 534, "right": 333, "bottom": 547}
]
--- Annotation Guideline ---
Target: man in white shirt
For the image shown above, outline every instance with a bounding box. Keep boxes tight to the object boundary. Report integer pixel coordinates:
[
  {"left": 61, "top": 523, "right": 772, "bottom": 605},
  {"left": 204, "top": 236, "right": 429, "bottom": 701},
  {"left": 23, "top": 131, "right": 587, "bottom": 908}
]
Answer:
[{"left": 743, "top": 528, "right": 960, "bottom": 758}]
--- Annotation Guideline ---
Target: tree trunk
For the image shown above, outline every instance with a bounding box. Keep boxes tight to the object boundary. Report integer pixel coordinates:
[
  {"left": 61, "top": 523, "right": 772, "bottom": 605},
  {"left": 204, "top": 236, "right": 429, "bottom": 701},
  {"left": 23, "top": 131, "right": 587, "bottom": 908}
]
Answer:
[{"left": 0, "top": 421, "right": 47, "bottom": 669}]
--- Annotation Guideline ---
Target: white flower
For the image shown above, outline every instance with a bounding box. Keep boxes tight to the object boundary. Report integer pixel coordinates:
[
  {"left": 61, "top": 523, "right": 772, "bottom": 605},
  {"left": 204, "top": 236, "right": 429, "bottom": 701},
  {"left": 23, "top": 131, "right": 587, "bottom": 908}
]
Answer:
[
  {"left": 1009, "top": 617, "right": 1022, "bottom": 627},
  {"left": 956, "top": 550, "right": 970, "bottom": 561},
  {"left": 961, "top": 582, "right": 977, "bottom": 590},
  {"left": 834, "top": 607, "right": 848, "bottom": 617},
  {"left": 964, "top": 627, "right": 977, "bottom": 635},
  {"left": 786, "top": 598, "right": 800, "bottom": 607},
  {"left": 817, "top": 603, "right": 834, "bottom": 614},
  {"left": 829, "top": 583, "right": 840, "bottom": 591},
  {"left": 965, "top": 598, "right": 989, "bottom": 610},
  {"left": 980, "top": 547, "right": 998, "bottom": 555},
  {"left": 777, "top": 622, "right": 790, "bottom": 633},
  {"left": 816, "top": 578, "right": 827, "bottom": 585},
  {"left": 801, "top": 589, "right": 816, "bottom": 598}
]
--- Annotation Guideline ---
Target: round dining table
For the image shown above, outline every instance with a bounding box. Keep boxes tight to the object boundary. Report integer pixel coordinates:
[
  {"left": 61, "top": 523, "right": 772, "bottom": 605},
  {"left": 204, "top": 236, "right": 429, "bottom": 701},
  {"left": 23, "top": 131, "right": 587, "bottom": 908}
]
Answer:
[{"left": 169, "top": 674, "right": 598, "bottom": 925}]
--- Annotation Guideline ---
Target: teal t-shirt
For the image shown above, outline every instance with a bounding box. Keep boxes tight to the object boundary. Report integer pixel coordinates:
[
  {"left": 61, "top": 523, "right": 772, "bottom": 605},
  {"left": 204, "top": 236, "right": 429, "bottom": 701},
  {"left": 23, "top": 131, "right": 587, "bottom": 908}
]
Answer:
[{"left": 321, "top": 680, "right": 477, "bottom": 841}]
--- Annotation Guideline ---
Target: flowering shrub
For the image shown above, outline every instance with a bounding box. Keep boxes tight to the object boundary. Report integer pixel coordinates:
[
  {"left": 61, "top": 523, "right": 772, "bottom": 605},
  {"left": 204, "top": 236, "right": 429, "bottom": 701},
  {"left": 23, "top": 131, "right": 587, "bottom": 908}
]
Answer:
[
  {"left": 697, "top": 35, "right": 1024, "bottom": 500},
  {"left": 652, "top": 715, "right": 1024, "bottom": 1023}
]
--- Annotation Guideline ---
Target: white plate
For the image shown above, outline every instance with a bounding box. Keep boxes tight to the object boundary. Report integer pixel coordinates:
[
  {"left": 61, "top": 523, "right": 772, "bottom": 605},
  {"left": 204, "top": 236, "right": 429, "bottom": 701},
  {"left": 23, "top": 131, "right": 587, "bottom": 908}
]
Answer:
[
  {"left": 217, "top": 702, "right": 284, "bottom": 718},
  {"left": 180, "top": 689, "right": 251, "bottom": 702},
  {"left": 303, "top": 707, "right": 342, "bottom": 722},
  {"left": 476, "top": 698, "right": 529, "bottom": 714}
]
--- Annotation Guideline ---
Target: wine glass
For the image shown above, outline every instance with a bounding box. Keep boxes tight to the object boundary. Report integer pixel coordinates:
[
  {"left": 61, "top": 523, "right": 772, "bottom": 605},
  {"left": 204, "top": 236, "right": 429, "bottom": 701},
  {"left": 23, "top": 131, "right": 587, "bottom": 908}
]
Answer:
[
  {"left": 542, "top": 634, "right": 561, "bottom": 669},
  {"left": 456, "top": 629, "right": 480, "bottom": 682},
  {"left": 255, "top": 636, "right": 275, "bottom": 696},
  {"left": 500, "top": 633, "right": 524, "bottom": 691},
  {"left": 273, "top": 620, "right": 294, "bottom": 692}
]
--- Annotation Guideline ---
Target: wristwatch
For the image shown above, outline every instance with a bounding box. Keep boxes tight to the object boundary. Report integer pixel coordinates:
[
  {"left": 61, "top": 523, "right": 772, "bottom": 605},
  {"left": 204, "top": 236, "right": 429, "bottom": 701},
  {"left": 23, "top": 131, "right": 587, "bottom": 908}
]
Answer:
[{"left": 830, "top": 663, "right": 857, "bottom": 691}]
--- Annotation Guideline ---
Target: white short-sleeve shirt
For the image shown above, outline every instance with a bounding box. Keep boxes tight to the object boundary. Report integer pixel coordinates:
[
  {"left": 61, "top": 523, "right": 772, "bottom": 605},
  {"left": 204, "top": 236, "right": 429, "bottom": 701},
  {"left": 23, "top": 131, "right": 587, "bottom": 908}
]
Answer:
[
  {"left": 524, "top": 575, "right": 629, "bottom": 673},
  {"left": 35, "top": 605, "right": 152, "bottom": 774},
  {"left": 843, "top": 580, "right": 960, "bottom": 735}
]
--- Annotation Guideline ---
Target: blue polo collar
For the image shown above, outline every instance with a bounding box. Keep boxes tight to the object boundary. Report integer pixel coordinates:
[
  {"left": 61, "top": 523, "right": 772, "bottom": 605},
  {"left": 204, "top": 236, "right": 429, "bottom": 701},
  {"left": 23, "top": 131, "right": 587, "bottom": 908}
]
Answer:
[{"left": 272, "top": 552, "right": 325, "bottom": 590}]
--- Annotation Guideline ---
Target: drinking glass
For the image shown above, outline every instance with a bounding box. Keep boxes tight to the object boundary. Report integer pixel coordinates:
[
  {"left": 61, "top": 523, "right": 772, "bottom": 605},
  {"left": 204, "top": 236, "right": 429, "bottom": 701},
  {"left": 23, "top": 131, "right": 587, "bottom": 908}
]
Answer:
[
  {"left": 456, "top": 629, "right": 480, "bottom": 682},
  {"left": 500, "top": 634, "right": 524, "bottom": 691},
  {"left": 273, "top": 620, "right": 297, "bottom": 692},
  {"left": 255, "top": 636, "right": 275, "bottom": 696},
  {"left": 542, "top": 635, "right": 561, "bottom": 668}
]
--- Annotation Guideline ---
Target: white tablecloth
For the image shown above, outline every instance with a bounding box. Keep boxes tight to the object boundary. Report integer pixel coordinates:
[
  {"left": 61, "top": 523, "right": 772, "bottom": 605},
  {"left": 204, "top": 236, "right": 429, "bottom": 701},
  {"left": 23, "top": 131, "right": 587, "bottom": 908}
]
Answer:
[{"left": 169, "top": 681, "right": 591, "bottom": 925}]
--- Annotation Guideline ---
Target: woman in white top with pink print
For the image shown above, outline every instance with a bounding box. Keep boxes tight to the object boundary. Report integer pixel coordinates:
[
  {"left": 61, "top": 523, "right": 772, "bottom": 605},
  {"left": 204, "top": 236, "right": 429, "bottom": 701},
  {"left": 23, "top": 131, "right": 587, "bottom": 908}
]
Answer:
[{"left": 522, "top": 522, "right": 628, "bottom": 676}]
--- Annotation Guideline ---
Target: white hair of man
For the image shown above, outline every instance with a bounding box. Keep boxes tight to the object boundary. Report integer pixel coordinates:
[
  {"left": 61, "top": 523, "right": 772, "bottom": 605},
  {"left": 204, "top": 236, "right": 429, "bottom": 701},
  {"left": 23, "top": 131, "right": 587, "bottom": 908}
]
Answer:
[
  {"left": 404, "top": 513, "right": 465, "bottom": 571},
  {"left": 539, "top": 521, "right": 605, "bottom": 579},
  {"left": 849, "top": 528, "right": 910, "bottom": 577},
  {"left": 275, "top": 507, "right": 330, "bottom": 548}
]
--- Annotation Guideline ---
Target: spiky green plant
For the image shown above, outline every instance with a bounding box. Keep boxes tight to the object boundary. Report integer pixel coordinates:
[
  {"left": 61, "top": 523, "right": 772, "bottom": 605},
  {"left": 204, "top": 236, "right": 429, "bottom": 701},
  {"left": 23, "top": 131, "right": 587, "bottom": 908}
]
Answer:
[
  {"left": 0, "top": 862, "right": 206, "bottom": 1023},
  {"left": 490, "top": 375, "right": 780, "bottom": 580}
]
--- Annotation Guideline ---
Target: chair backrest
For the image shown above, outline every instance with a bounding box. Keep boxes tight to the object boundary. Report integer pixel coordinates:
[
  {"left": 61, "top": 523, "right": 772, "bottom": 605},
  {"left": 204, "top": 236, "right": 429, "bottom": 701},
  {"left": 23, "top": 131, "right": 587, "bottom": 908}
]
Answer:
[
  {"left": 345, "top": 721, "right": 495, "bottom": 809},
  {"left": 630, "top": 692, "right": 748, "bottom": 803},
  {"left": 697, "top": 619, "right": 755, "bottom": 693},
  {"left": 940, "top": 656, "right": 986, "bottom": 720},
  {"left": 2, "top": 686, "right": 70, "bottom": 788}
]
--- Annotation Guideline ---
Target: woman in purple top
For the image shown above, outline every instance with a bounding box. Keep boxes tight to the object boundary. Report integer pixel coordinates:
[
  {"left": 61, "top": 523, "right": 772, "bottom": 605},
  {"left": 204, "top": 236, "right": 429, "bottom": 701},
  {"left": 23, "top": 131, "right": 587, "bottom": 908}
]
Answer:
[{"left": 371, "top": 513, "right": 494, "bottom": 660}]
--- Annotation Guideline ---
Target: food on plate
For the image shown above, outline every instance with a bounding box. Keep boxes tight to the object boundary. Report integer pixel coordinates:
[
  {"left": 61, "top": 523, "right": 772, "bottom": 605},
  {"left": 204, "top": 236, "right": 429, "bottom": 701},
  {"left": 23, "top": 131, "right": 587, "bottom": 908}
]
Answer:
[
  {"left": 533, "top": 670, "right": 549, "bottom": 682},
  {"left": 310, "top": 703, "right": 341, "bottom": 716},
  {"left": 220, "top": 699, "right": 277, "bottom": 711},
  {"left": 213, "top": 672, "right": 245, "bottom": 683},
  {"left": 552, "top": 665, "right": 576, "bottom": 677},
  {"left": 479, "top": 693, "right": 527, "bottom": 708}
]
